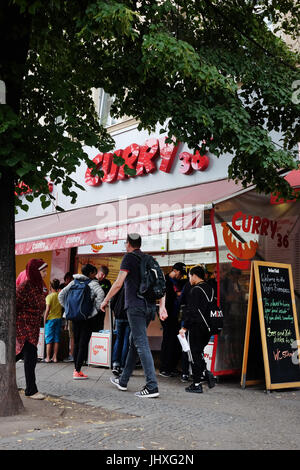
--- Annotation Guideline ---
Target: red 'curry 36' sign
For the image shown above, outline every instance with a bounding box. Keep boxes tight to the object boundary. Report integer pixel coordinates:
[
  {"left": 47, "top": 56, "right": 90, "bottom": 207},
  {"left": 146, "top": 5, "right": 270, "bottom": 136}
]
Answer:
[
  {"left": 222, "top": 211, "right": 289, "bottom": 270},
  {"left": 85, "top": 136, "right": 209, "bottom": 186}
]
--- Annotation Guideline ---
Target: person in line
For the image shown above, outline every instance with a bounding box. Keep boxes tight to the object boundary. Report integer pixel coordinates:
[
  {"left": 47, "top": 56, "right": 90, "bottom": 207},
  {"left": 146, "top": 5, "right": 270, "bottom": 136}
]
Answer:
[
  {"left": 16, "top": 258, "right": 48, "bottom": 400},
  {"left": 63, "top": 272, "right": 73, "bottom": 287},
  {"left": 16, "top": 268, "right": 28, "bottom": 287},
  {"left": 111, "top": 285, "right": 130, "bottom": 376},
  {"left": 101, "top": 233, "right": 168, "bottom": 398},
  {"left": 62, "top": 272, "right": 74, "bottom": 362},
  {"left": 159, "top": 262, "right": 187, "bottom": 378},
  {"left": 16, "top": 262, "right": 49, "bottom": 296},
  {"left": 177, "top": 278, "right": 192, "bottom": 382},
  {"left": 208, "top": 266, "right": 218, "bottom": 292},
  {"left": 179, "top": 265, "right": 216, "bottom": 393},
  {"left": 58, "top": 264, "right": 104, "bottom": 379},
  {"left": 44, "top": 279, "right": 63, "bottom": 363},
  {"left": 97, "top": 265, "right": 112, "bottom": 296},
  {"left": 95, "top": 265, "right": 112, "bottom": 332}
]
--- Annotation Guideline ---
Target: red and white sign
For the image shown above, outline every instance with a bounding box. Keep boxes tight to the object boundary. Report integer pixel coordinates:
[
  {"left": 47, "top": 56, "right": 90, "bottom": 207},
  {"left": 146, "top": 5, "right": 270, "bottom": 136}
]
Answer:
[
  {"left": 85, "top": 136, "right": 209, "bottom": 186},
  {"left": 204, "top": 340, "right": 214, "bottom": 371},
  {"left": 15, "top": 180, "right": 54, "bottom": 196},
  {"left": 88, "top": 332, "right": 111, "bottom": 367}
]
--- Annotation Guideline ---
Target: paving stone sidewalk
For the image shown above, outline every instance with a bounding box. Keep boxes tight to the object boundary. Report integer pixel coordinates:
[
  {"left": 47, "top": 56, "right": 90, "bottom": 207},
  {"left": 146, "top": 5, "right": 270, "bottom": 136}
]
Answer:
[{"left": 0, "top": 361, "right": 299, "bottom": 451}]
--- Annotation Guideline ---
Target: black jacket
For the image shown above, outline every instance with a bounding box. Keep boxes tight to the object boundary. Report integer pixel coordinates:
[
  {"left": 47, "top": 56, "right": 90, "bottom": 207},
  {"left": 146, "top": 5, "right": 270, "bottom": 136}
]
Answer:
[
  {"left": 110, "top": 286, "right": 127, "bottom": 320},
  {"left": 165, "top": 274, "right": 187, "bottom": 318},
  {"left": 182, "top": 281, "right": 213, "bottom": 331}
]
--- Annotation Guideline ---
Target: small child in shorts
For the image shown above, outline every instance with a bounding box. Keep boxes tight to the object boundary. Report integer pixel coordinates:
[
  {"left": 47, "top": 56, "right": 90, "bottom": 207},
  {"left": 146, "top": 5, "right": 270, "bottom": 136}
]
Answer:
[{"left": 44, "top": 279, "right": 63, "bottom": 362}]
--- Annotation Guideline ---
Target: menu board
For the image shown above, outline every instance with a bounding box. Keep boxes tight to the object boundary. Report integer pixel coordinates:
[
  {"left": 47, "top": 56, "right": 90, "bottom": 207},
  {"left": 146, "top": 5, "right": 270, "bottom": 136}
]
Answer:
[{"left": 241, "top": 261, "right": 300, "bottom": 391}]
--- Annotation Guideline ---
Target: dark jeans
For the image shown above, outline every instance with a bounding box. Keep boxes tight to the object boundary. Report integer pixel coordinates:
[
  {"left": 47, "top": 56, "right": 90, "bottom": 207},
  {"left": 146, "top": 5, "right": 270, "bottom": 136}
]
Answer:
[
  {"left": 112, "top": 319, "right": 130, "bottom": 368},
  {"left": 72, "top": 314, "right": 101, "bottom": 372},
  {"left": 188, "top": 327, "right": 211, "bottom": 383},
  {"left": 182, "top": 351, "right": 190, "bottom": 376},
  {"left": 119, "top": 305, "right": 157, "bottom": 391},
  {"left": 16, "top": 340, "right": 38, "bottom": 396},
  {"left": 160, "top": 316, "right": 181, "bottom": 373}
]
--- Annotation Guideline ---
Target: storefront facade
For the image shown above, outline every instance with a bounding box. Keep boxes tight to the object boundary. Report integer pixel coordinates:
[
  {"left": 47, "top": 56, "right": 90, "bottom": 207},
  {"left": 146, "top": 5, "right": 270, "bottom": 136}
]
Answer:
[{"left": 15, "top": 122, "right": 300, "bottom": 375}]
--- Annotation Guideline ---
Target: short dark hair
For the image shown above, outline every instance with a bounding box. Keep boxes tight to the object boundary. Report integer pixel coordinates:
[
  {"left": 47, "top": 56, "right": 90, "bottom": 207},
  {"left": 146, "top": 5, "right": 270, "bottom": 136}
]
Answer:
[
  {"left": 189, "top": 265, "right": 205, "bottom": 280},
  {"left": 81, "top": 264, "right": 97, "bottom": 277},
  {"left": 50, "top": 279, "right": 60, "bottom": 291},
  {"left": 99, "top": 265, "right": 109, "bottom": 276},
  {"left": 64, "top": 272, "right": 72, "bottom": 282},
  {"left": 126, "top": 233, "right": 141, "bottom": 248}
]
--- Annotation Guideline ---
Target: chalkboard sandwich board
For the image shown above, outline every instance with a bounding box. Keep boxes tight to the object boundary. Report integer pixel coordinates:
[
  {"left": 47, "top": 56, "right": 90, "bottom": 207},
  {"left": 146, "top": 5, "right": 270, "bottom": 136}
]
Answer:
[{"left": 241, "top": 261, "right": 300, "bottom": 391}]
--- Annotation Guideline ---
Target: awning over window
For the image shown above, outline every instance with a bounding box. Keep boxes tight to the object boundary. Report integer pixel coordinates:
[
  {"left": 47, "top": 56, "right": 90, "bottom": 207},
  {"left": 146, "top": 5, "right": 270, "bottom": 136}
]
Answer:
[{"left": 15, "top": 179, "right": 248, "bottom": 255}]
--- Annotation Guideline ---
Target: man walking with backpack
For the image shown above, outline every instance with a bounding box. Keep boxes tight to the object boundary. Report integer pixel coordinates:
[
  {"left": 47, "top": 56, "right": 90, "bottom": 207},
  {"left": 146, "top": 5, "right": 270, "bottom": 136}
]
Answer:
[
  {"left": 100, "top": 233, "right": 167, "bottom": 398},
  {"left": 59, "top": 264, "right": 104, "bottom": 379}
]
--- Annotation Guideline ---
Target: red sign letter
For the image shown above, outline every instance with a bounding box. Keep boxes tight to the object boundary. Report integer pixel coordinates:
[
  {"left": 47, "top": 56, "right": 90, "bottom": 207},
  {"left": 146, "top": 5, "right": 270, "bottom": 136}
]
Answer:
[
  {"left": 117, "top": 144, "right": 140, "bottom": 180},
  {"left": 158, "top": 136, "right": 179, "bottom": 173},
  {"left": 136, "top": 138, "right": 159, "bottom": 176},
  {"left": 85, "top": 153, "right": 103, "bottom": 186}
]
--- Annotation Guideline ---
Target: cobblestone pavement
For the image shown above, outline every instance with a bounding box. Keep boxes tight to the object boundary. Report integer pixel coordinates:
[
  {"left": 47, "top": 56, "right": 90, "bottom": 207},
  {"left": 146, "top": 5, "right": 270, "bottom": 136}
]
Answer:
[{"left": 0, "top": 361, "right": 299, "bottom": 451}]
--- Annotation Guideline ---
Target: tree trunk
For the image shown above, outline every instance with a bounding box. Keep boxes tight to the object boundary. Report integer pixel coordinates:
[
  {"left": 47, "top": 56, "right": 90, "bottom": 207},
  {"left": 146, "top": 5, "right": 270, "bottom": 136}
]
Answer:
[
  {"left": 0, "top": 1, "right": 32, "bottom": 416},
  {"left": 0, "top": 170, "right": 24, "bottom": 416}
]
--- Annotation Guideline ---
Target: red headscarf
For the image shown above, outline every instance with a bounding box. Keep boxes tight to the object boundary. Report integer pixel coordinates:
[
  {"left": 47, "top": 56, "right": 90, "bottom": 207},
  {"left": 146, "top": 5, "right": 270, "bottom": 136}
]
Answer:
[{"left": 25, "top": 258, "right": 48, "bottom": 293}]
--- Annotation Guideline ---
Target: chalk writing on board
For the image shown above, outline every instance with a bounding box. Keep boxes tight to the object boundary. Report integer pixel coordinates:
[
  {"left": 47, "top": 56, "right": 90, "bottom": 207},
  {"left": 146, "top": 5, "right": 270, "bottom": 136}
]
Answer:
[
  {"left": 242, "top": 262, "right": 300, "bottom": 389},
  {"left": 261, "top": 270, "right": 291, "bottom": 295}
]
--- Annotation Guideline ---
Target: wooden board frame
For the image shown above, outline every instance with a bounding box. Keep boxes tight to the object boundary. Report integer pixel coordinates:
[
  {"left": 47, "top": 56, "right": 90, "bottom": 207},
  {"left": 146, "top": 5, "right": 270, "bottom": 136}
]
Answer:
[{"left": 241, "top": 261, "right": 300, "bottom": 391}]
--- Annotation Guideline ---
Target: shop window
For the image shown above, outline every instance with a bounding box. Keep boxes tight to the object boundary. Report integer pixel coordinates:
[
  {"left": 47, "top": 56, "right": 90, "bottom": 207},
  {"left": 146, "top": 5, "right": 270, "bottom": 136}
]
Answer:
[
  {"left": 97, "top": 89, "right": 134, "bottom": 130},
  {"left": 98, "top": 89, "right": 118, "bottom": 127}
]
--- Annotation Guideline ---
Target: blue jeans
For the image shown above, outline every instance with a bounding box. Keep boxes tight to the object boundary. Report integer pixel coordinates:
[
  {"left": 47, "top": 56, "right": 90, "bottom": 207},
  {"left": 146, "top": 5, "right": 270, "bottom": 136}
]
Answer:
[
  {"left": 119, "top": 305, "right": 157, "bottom": 391},
  {"left": 112, "top": 319, "right": 130, "bottom": 368}
]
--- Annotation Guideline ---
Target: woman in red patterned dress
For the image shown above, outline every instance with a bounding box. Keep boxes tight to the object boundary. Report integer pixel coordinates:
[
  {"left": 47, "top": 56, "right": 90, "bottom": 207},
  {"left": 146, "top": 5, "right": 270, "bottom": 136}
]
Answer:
[{"left": 16, "top": 259, "right": 48, "bottom": 399}]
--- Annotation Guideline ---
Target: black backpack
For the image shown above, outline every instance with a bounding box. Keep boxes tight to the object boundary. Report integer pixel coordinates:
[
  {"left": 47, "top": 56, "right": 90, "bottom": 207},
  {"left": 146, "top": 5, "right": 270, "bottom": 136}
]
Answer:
[
  {"left": 132, "top": 252, "right": 166, "bottom": 303},
  {"left": 195, "top": 286, "right": 223, "bottom": 335}
]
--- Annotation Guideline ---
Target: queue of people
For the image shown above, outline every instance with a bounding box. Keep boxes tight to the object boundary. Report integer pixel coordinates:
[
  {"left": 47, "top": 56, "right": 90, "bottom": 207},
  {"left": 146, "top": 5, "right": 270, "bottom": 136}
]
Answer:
[{"left": 15, "top": 233, "right": 245, "bottom": 401}]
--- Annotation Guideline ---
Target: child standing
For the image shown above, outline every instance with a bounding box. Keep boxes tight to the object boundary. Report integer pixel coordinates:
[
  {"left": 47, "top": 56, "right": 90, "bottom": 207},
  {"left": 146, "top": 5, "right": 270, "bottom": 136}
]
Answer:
[{"left": 44, "top": 279, "right": 63, "bottom": 363}]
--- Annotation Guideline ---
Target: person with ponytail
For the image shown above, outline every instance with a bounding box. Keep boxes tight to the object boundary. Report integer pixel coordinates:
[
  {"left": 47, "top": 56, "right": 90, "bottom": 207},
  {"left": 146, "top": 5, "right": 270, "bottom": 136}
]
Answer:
[
  {"left": 44, "top": 279, "right": 63, "bottom": 363},
  {"left": 16, "top": 258, "right": 48, "bottom": 400}
]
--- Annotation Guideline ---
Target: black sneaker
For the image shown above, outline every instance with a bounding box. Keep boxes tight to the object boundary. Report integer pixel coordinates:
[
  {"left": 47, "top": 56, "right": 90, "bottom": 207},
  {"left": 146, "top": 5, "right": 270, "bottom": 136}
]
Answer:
[
  {"left": 112, "top": 365, "right": 121, "bottom": 376},
  {"left": 170, "top": 369, "right": 180, "bottom": 377},
  {"left": 185, "top": 383, "right": 203, "bottom": 393},
  {"left": 181, "top": 374, "right": 189, "bottom": 383},
  {"left": 135, "top": 386, "right": 159, "bottom": 398},
  {"left": 159, "top": 371, "right": 171, "bottom": 377},
  {"left": 205, "top": 370, "right": 216, "bottom": 389},
  {"left": 110, "top": 377, "right": 127, "bottom": 391}
]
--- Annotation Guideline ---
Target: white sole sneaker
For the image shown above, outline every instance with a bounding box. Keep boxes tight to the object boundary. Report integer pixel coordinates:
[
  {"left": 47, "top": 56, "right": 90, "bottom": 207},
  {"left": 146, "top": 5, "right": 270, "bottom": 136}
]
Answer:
[
  {"left": 135, "top": 388, "right": 159, "bottom": 398},
  {"left": 110, "top": 377, "right": 127, "bottom": 391}
]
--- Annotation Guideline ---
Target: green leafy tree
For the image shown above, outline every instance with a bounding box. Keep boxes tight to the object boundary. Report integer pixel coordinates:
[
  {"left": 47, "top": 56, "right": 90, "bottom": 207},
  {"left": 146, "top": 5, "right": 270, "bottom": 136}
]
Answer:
[{"left": 0, "top": 0, "right": 299, "bottom": 415}]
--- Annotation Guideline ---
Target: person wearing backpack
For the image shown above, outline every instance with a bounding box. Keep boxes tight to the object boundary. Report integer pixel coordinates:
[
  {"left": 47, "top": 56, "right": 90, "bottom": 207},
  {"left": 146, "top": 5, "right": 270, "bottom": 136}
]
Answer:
[
  {"left": 179, "top": 265, "right": 217, "bottom": 393},
  {"left": 100, "top": 233, "right": 168, "bottom": 398},
  {"left": 58, "top": 264, "right": 104, "bottom": 379}
]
